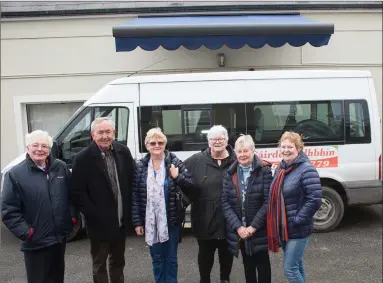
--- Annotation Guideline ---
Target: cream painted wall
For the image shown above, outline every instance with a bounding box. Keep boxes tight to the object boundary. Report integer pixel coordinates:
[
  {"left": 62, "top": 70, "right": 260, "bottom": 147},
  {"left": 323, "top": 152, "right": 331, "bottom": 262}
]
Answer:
[{"left": 1, "top": 10, "right": 382, "bottom": 169}]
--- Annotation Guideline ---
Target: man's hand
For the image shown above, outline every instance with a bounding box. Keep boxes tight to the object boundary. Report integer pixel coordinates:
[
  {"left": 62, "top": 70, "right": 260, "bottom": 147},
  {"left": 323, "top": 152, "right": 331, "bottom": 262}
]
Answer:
[
  {"left": 169, "top": 164, "right": 179, "bottom": 179},
  {"left": 135, "top": 226, "right": 144, "bottom": 236},
  {"left": 237, "top": 226, "right": 251, "bottom": 239}
]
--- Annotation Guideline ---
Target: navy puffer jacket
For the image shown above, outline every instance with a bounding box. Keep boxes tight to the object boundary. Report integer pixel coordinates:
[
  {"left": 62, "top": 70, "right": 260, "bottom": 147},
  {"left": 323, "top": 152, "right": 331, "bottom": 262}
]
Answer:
[
  {"left": 273, "top": 151, "right": 322, "bottom": 239},
  {"left": 222, "top": 155, "right": 272, "bottom": 257},
  {"left": 1, "top": 154, "right": 75, "bottom": 251},
  {"left": 132, "top": 151, "right": 195, "bottom": 227}
]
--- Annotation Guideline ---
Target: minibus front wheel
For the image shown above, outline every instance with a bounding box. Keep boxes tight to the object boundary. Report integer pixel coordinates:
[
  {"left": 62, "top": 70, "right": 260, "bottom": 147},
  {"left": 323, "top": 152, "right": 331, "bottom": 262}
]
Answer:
[{"left": 314, "top": 186, "right": 345, "bottom": 233}]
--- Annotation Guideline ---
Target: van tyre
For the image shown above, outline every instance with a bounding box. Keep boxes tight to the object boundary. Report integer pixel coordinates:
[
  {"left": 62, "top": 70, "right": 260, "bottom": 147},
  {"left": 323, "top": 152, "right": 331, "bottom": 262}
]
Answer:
[{"left": 314, "top": 186, "right": 344, "bottom": 233}]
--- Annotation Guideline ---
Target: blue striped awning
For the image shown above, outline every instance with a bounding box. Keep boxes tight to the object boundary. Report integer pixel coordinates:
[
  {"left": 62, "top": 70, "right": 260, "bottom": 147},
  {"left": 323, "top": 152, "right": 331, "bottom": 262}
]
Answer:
[{"left": 112, "top": 14, "right": 334, "bottom": 51}]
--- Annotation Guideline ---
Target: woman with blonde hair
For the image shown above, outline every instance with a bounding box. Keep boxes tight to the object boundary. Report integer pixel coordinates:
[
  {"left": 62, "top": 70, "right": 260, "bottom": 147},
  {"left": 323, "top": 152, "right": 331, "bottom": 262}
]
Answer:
[
  {"left": 267, "top": 131, "right": 322, "bottom": 283},
  {"left": 221, "top": 134, "right": 272, "bottom": 283},
  {"left": 132, "top": 128, "right": 195, "bottom": 283}
]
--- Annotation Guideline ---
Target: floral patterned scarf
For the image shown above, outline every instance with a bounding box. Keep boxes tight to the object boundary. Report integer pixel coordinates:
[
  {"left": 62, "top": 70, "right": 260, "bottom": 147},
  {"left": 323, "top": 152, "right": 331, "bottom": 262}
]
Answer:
[{"left": 145, "top": 157, "right": 169, "bottom": 246}]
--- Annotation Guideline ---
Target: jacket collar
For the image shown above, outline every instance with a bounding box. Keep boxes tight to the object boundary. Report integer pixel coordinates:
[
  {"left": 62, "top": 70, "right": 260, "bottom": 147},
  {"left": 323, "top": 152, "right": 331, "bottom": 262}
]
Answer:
[
  {"left": 204, "top": 145, "right": 236, "bottom": 166},
  {"left": 89, "top": 140, "right": 122, "bottom": 156},
  {"left": 142, "top": 150, "right": 173, "bottom": 167},
  {"left": 26, "top": 153, "right": 56, "bottom": 171},
  {"left": 280, "top": 151, "right": 309, "bottom": 170},
  {"left": 227, "top": 154, "right": 271, "bottom": 175}
]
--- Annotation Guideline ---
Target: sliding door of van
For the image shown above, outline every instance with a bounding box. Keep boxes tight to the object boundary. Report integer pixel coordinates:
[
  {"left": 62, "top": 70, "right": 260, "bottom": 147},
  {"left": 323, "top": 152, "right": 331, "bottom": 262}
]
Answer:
[{"left": 53, "top": 103, "right": 136, "bottom": 167}]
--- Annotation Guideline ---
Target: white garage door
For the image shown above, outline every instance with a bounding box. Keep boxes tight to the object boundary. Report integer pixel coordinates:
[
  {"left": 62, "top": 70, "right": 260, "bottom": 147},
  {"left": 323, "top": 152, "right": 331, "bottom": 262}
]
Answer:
[{"left": 26, "top": 102, "right": 84, "bottom": 136}]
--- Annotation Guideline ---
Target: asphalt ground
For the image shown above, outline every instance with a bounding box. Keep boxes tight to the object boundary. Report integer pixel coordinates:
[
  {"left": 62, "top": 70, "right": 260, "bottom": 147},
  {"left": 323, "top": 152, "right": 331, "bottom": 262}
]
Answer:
[{"left": 1, "top": 205, "right": 382, "bottom": 283}]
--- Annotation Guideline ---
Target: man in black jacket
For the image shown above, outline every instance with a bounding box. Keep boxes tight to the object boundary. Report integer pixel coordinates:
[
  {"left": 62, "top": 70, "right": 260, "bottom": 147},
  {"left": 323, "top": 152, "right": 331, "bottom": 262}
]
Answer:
[
  {"left": 1, "top": 130, "right": 76, "bottom": 283},
  {"left": 183, "top": 125, "right": 237, "bottom": 283},
  {"left": 71, "top": 117, "right": 134, "bottom": 283}
]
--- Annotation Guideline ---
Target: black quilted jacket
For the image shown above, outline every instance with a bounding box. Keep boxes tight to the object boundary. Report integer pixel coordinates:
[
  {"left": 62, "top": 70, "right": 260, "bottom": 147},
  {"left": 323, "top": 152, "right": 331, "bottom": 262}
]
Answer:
[{"left": 132, "top": 151, "right": 195, "bottom": 227}]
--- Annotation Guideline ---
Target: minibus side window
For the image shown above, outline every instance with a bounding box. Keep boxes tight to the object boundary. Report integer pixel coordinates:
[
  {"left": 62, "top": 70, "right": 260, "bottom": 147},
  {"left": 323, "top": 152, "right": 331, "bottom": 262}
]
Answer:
[
  {"left": 138, "top": 101, "right": 347, "bottom": 152},
  {"left": 184, "top": 109, "right": 210, "bottom": 140},
  {"left": 246, "top": 100, "right": 344, "bottom": 146},
  {"left": 138, "top": 105, "right": 183, "bottom": 152},
  {"left": 138, "top": 103, "right": 246, "bottom": 152},
  {"left": 345, "top": 100, "right": 371, "bottom": 144}
]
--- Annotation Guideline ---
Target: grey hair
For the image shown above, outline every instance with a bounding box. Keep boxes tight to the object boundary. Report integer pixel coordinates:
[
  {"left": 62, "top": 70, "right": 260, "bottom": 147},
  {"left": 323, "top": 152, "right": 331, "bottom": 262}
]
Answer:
[
  {"left": 207, "top": 125, "right": 228, "bottom": 141},
  {"left": 235, "top": 135, "right": 255, "bottom": 151},
  {"left": 25, "top": 130, "right": 53, "bottom": 148},
  {"left": 145, "top": 127, "right": 167, "bottom": 144},
  {"left": 91, "top": 117, "right": 115, "bottom": 132}
]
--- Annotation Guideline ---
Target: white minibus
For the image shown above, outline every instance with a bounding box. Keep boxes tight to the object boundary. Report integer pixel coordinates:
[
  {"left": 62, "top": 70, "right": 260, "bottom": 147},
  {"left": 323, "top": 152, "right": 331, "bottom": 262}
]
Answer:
[{"left": 2, "top": 70, "right": 382, "bottom": 240}]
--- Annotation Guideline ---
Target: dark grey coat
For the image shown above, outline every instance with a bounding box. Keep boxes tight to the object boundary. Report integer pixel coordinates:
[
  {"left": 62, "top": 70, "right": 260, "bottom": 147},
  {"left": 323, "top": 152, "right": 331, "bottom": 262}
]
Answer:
[
  {"left": 1, "top": 154, "right": 75, "bottom": 251},
  {"left": 183, "top": 146, "right": 237, "bottom": 240}
]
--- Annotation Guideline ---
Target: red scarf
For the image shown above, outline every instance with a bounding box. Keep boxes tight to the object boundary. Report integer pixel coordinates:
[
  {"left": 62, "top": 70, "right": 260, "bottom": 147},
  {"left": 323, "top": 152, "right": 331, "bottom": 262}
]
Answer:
[{"left": 267, "top": 165, "right": 295, "bottom": 253}]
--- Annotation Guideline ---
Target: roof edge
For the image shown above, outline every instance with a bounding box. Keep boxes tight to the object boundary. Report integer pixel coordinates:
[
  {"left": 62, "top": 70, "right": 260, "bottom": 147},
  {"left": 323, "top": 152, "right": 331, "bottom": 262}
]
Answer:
[
  {"left": 1, "top": 3, "right": 382, "bottom": 19},
  {"left": 107, "top": 70, "right": 373, "bottom": 85}
]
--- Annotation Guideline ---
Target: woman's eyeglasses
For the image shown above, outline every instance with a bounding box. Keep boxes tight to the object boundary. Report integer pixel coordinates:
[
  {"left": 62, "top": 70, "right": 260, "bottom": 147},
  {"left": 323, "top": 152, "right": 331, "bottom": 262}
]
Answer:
[
  {"left": 209, "top": 138, "right": 225, "bottom": 143},
  {"left": 149, "top": 141, "right": 165, "bottom": 146}
]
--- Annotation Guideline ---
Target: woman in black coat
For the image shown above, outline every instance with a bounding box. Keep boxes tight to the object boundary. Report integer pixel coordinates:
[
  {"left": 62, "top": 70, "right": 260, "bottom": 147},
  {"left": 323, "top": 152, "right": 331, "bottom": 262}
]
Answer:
[
  {"left": 221, "top": 135, "right": 273, "bottom": 283},
  {"left": 183, "top": 125, "right": 237, "bottom": 283}
]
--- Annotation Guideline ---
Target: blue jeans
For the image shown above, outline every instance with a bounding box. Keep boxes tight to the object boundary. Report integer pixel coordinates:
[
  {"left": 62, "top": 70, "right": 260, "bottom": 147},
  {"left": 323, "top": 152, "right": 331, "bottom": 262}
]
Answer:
[
  {"left": 281, "top": 237, "right": 309, "bottom": 283},
  {"left": 149, "top": 225, "right": 180, "bottom": 283}
]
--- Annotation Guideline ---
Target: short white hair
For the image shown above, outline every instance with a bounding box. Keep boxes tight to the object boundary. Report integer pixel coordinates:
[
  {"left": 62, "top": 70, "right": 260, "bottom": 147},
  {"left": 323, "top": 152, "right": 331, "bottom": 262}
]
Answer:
[
  {"left": 91, "top": 117, "right": 115, "bottom": 132},
  {"left": 25, "top": 130, "right": 53, "bottom": 147},
  {"left": 207, "top": 125, "right": 228, "bottom": 141},
  {"left": 235, "top": 135, "right": 255, "bottom": 151}
]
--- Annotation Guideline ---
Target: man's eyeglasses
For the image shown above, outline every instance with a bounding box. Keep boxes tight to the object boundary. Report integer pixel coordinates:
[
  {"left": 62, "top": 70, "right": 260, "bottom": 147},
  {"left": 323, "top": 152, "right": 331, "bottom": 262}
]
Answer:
[
  {"left": 149, "top": 141, "right": 165, "bottom": 147},
  {"left": 30, "top": 143, "right": 50, "bottom": 150}
]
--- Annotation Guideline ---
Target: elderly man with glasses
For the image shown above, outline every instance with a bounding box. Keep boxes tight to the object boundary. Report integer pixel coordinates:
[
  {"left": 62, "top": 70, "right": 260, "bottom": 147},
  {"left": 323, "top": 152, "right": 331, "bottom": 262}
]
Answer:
[{"left": 1, "top": 130, "right": 76, "bottom": 283}]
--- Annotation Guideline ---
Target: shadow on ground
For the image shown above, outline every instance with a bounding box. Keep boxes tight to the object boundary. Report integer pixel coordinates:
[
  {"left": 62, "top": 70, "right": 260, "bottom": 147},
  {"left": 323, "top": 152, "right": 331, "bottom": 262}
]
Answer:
[{"left": 337, "top": 204, "right": 382, "bottom": 230}]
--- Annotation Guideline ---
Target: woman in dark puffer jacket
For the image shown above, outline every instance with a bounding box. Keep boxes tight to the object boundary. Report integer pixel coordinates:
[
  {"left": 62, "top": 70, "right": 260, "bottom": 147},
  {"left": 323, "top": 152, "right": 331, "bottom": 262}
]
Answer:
[
  {"left": 222, "top": 135, "right": 273, "bottom": 283},
  {"left": 132, "top": 127, "right": 195, "bottom": 283},
  {"left": 267, "top": 131, "right": 322, "bottom": 283}
]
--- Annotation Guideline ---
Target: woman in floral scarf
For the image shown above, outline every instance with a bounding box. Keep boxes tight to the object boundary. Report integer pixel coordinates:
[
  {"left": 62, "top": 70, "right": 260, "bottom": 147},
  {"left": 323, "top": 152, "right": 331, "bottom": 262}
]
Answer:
[{"left": 132, "top": 127, "right": 195, "bottom": 283}]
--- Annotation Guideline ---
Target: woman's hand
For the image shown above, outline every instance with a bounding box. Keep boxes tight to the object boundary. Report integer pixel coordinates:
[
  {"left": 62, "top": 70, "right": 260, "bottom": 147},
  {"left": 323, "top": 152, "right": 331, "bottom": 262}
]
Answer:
[
  {"left": 246, "top": 226, "right": 256, "bottom": 235},
  {"left": 237, "top": 226, "right": 251, "bottom": 239},
  {"left": 135, "top": 226, "right": 144, "bottom": 236},
  {"left": 169, "top": 164, "right": 179, "bottom": 179}
]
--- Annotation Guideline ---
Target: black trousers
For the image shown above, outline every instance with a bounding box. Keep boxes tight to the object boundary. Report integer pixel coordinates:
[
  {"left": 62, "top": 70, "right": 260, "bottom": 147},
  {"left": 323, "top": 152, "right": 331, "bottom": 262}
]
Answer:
[
  {"left": 241, "top": 249, "right": 271, "bottom": 283},
  {"left": 24, "top": 242, "right": 66, "bottom": 283},
  {"left": 90, "top": 228, "right": 126, "bottom": 283},
  {"left": 197, "top": 239, "right": 234, "bottom": 283}
]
